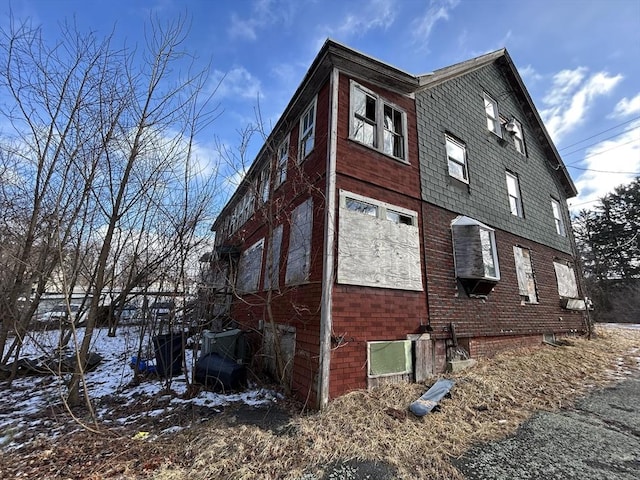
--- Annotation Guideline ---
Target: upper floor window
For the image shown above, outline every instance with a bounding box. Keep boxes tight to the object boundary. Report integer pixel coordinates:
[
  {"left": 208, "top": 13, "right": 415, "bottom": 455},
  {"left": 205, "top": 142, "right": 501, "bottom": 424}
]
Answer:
[
  {"left": 275, "top": 136, "right": 289, "bottom": 187},
  {"left": 445, "top": 134, "right": 468, "bottom": 183},
  {"left": 506, "top": 171, "right": 524, "bottom": 217},
  {"left": 260, "top": 167, "right": 270, "bottom": 203},
  {"left": 551, "top": 198, "right": 566, "bottom": 236},
  {"left": 506, "top": 118, "right": 526, "bottom": 155},
  {"left": 484, "top": 93, "right": 501, "bottom": 137},
  {"left": 299, "top": 98, "right": 316, "bottom": 161},
  {"left": 350, "top": 82, "right": 407, "bottom": 161}
]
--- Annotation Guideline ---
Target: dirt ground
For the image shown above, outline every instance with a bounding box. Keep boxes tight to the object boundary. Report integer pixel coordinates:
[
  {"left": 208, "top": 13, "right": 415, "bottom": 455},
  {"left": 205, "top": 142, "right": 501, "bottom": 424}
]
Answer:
[{"left": 1, "top": 324, "right": 638, "bottom": 480}]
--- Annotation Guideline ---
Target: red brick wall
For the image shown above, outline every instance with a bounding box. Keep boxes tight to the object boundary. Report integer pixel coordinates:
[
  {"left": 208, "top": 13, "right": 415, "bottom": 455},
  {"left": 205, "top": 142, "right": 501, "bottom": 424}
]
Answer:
[
  {"left": 227, "top": 79, "right": 333, "bottom": 406},
  {"left": 422, "top": 202, "right": 587, "bottom": 351},
  {"left": 327, "top": 73, "right": 429, "bottom": 399}
]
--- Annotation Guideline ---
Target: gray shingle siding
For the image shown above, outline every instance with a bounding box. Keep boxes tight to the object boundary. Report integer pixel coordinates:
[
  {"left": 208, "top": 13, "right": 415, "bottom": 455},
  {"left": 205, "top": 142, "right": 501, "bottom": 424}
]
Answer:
[{"left": 416, "top": 62, "right": 573, "bottom": 254}]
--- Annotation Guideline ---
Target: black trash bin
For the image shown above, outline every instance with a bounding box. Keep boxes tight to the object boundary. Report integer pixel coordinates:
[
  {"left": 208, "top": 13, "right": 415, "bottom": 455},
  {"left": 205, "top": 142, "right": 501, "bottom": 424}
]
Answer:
[
  {"left": 195, "top": 352, "right": 246, "bottom": 390},
  {"left": 153, "top": 333, "right": 183, "bottom": 378}
]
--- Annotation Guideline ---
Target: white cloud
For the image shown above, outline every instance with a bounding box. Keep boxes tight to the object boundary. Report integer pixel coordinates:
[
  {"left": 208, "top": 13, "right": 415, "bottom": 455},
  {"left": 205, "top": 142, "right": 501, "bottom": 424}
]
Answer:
[
  {"left": 329, "top": 0, "right": 397, "bottom": 38},
  {"left": 540, "top": 68, "right": 623, "bottom": 143},
  {"left": 228, "top": 13, "right": 259, "bottom": 41},
  {"left": 569, "top": 121, "right": 640, "bottom": 212},
  {"left": 610, "top": 93, "right": 640, "bottom": 118},
  {"left": 227, "top": 0, "right": 296, "bottom": 41},
  {"left": 411, "top": 0, "right": 460, "bottom": 48},
  {"left": 519, "top": 65, "right": 543, "bottom": 85},
  {"left": 209, "top": 67, "right": 263, "bottom": 102}
]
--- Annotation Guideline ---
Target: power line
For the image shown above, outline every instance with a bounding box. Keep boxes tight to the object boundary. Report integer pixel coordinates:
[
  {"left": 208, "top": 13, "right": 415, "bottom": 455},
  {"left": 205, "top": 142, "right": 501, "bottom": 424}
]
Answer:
[
  {"left": 562, "top": 138, "right": 640, "bottom": 167},
  {"left": 568, "top": 165, "right": 640, "bottom": 175},
  {"left": 563, "top": 126, "right": 640, "bottom": 161},
  {"left": 558, "top": 116, "right": 640, "bottom": 152}
]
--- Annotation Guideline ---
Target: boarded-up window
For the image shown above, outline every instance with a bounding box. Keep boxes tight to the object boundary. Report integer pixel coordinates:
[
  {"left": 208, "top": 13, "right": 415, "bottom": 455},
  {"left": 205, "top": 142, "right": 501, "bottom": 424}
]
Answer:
[
  {"left": 513, "top": 246, "right": 537, "bottom": 303},
  {"left": 554, "top": 261, "right": 579, "bottom": 298},
  {"left": 236, "top": 239, "right": 264, "bottom": 293},
  {"left": 264, "top": 225, "right": 283, "bottom": 290},
  {"left": 337, "top": 191, "right": 422, "bottom": 291},
  {"left": 285, "top": 198, "right": 313, "bottom": 285},
  {"left": 368, "top": 340, "right": 412, "bottom": 377},
  {"left": 263, "top": 324, "right": 295, "bottom": 389}
]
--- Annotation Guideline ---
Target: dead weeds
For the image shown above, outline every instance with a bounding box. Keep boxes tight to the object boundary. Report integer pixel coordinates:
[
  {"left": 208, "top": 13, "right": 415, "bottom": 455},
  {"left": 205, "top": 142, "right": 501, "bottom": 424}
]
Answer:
[{"left": 2, "top": 326, "right": 639, "bottom": 480}]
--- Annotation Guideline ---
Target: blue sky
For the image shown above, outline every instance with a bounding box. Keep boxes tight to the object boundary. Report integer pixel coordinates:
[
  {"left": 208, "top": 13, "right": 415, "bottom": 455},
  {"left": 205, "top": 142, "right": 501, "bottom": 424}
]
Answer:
[{"left": 4, "top": 0, "right": 640, "bottom": 212}]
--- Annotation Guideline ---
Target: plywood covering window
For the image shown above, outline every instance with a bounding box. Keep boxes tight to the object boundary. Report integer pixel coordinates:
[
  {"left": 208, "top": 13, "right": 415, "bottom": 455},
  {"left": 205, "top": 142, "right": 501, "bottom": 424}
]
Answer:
[
  {"left": 368, "top": 340, "right": 412, "bottom": 378},
  {"left": 236, "top": 239, "right": 264, "bottom": 293},
  {"left": 337, "top": 190, "right": 422, "bottom": 291},
  {"left": 285, "top": 198, "right": 313, "bottom": 285},
  {"left": 513, "top": 246, "right": 537, "bottom": 303},
  {"left": 553, "top": 261, "right": 579, "bottom": 299},
  {"left": 264, "top": 224, "right": 283, "bottom": 291}
]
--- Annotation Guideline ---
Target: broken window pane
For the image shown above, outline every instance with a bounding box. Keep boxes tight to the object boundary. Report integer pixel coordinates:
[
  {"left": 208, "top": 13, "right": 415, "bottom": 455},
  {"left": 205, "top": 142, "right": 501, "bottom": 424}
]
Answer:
[{"left": 346, "top": 197, "right": 378, "bottom": 216}]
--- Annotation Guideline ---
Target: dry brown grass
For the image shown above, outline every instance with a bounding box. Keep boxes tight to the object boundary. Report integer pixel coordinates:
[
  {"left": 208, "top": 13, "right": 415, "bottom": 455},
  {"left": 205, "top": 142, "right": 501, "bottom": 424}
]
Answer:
[{"left": 154, "top": 326, "right": 640, "bottom": 480}]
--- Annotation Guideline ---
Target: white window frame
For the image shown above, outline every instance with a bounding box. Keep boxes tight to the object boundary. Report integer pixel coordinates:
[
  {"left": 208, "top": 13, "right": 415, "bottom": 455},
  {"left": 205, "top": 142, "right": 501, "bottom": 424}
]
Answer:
[
  {"left": 298, "top": 98, "right": 316, "bottom": 161},
  {"left": 260, "top": 167, "right": 270, "bottom": 203},
  {"left": 445, "top": 134, "right": 468, "bottom": 183},
  {"left": 275, "top": 135, "right": 289, "bottom": 188},
  {"left": 484, "top": 92, "right": 501, "bottom": 137},
  {"left": 340, "top": 190, "right": 417, "bottom": 226},
  {"left": 510, "top": 118, "right": 526, "bottom": 155},
  {"left": 367, "top": 340, "right": 413, "bottom": 378},
  {"left": 513, "top": 246, "right": 538, "bottom": 304},
  {"left": 451, "top": 216, "right": 501, "bottom": 281},
  {"left": 506, "top": 171, "right": 524, "bottom": 217},
  {"left": 349, "top": 81, "right": 408, "bottom": 162},
  {"left": 551, "top": 198, "right": 566, "bottom": 236}
]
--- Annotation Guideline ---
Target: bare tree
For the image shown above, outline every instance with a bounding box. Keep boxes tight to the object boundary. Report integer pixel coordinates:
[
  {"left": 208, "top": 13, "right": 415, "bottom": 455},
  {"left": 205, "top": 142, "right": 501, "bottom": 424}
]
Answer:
[{"left": 0, "top": 13, "right": 221, "bottom": 412}]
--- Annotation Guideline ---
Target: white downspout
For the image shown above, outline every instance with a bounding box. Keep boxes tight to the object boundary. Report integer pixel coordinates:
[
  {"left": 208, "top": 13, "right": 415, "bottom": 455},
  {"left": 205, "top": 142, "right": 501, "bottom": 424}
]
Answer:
[{"left": 319, "top": 67, "right": 339, "bottom": 409}]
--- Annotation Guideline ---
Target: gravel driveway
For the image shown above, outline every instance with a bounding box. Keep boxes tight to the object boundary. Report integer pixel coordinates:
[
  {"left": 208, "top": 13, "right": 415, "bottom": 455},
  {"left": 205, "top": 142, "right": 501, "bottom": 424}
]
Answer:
[{"left": 455, "top": 377, "right": 640, "bottom": 479}]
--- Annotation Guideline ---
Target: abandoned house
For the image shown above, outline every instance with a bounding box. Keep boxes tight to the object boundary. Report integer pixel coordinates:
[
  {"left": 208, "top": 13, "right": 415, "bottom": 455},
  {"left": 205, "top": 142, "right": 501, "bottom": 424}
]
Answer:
[{"left": 208, "top": 39, "right": 587, "bottom": 409}]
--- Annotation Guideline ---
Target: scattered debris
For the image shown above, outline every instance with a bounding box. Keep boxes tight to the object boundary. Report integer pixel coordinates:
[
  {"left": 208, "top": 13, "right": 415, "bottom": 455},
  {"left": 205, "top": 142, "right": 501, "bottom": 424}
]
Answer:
[{"left": 410, "top": 379, "right": 455, "bottom": 416}]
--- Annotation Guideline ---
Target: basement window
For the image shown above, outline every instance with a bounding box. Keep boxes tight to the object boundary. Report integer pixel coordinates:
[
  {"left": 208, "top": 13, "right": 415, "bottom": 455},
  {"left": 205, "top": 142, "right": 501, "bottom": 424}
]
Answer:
[
  {"left": 451, "top": 216, "right": 500, "bottom": 297},
  {"left": 368, "top": 340, "right": 413, "bottom": 378}
]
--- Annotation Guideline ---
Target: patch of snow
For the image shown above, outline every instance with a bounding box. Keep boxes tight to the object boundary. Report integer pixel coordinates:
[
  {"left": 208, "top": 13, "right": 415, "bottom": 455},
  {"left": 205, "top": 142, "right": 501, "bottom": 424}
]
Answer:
[{"left": 1, "top": 326, "right": 281, "bottom": 450}]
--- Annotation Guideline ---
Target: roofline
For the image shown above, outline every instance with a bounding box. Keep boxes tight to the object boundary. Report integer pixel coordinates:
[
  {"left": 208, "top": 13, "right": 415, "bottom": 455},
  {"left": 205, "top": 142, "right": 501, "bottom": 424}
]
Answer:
[
  {"left": 213, "top": 43, "right": 577, "bottom": 231},
  {"left": 418, "top": 48, "right": 576, "bottom": 198},
  {"left": 212, "top": 39, "right": 418, "bottom": 230}
]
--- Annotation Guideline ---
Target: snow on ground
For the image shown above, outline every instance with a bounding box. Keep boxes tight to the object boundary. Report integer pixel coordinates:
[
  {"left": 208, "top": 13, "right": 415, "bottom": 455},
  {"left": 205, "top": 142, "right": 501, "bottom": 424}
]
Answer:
[{"left": 0, "top": 325, "right": 281, "bottom": 450}]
